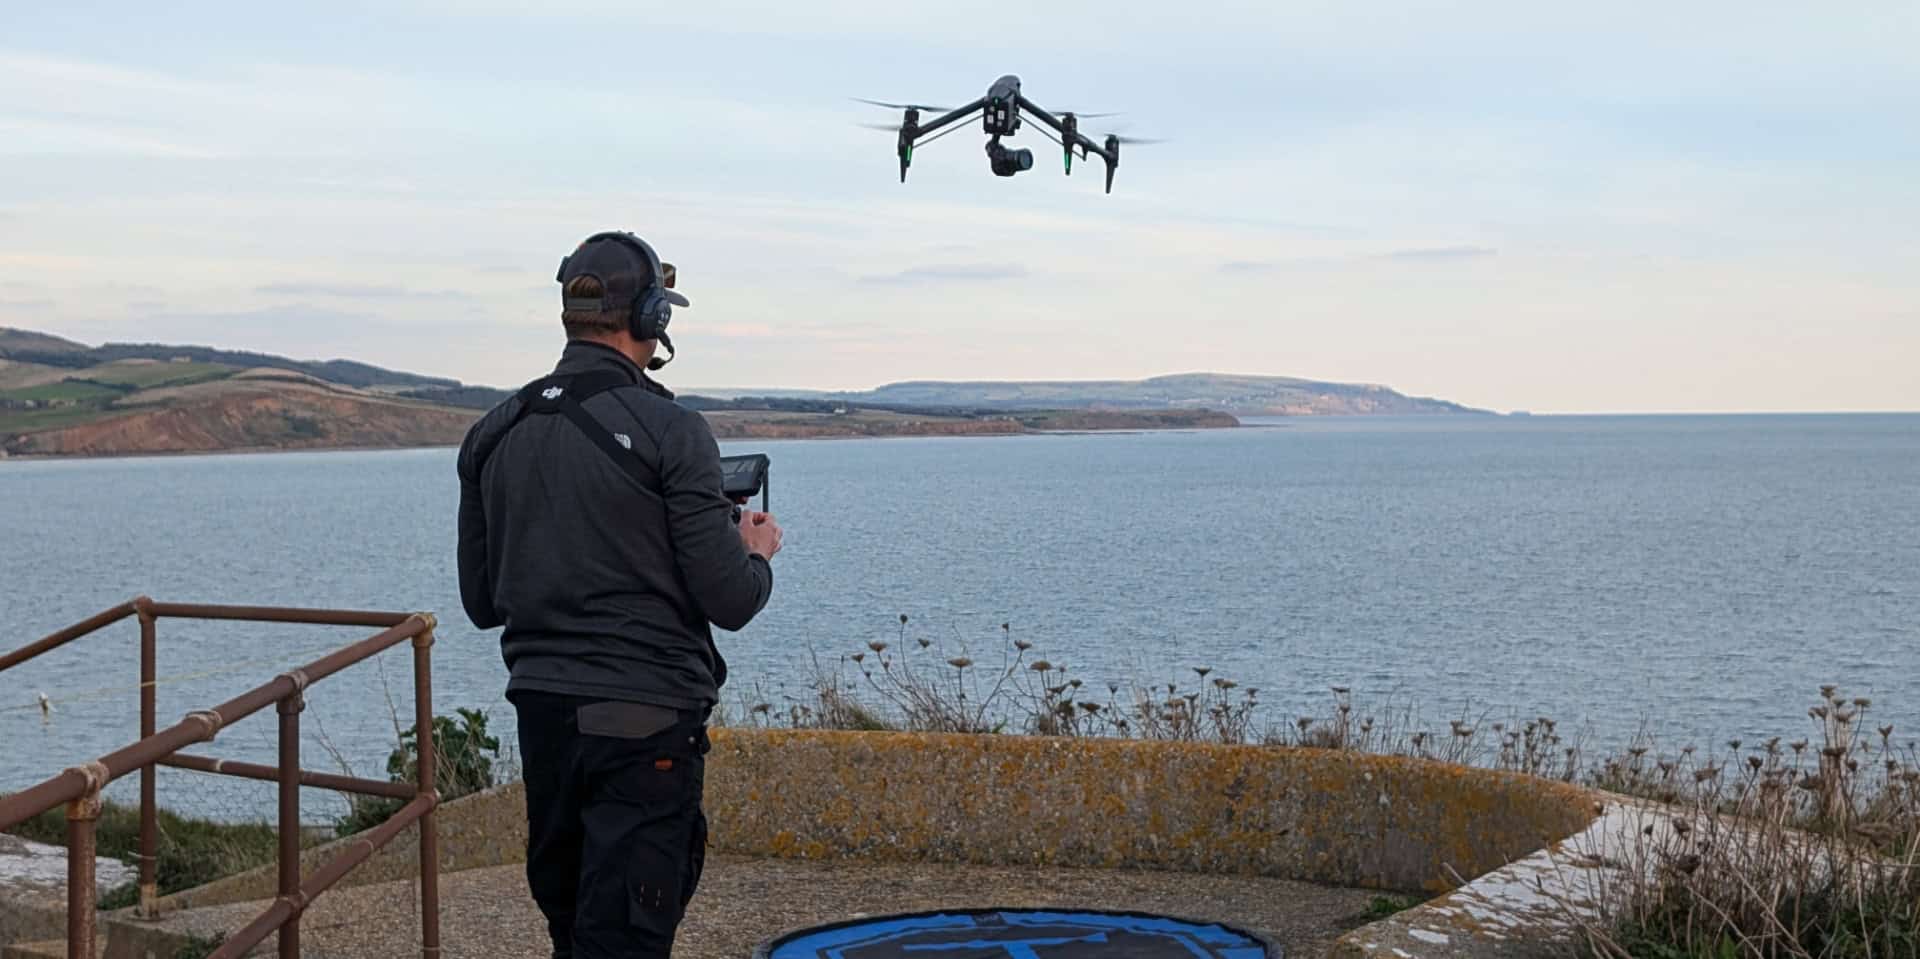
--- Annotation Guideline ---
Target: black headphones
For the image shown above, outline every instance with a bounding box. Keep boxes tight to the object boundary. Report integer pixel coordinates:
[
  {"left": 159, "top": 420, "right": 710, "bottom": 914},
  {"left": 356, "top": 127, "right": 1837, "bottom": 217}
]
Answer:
[{"left": 557, "top": 231, "right": 679, "bottom": 369}]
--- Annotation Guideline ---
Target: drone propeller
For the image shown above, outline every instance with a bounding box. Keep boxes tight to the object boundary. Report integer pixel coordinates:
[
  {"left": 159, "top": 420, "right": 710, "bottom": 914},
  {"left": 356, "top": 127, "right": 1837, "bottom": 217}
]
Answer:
[
  {"left": 852, "top": 97, "right": 952, "bottom": 112},
  {"left": 1062, "top": 111, "right": 1123, "bottom": 119},
  {"left": 1108, "top": 136, "right": 1166, "bottom": 145},
  {"left": 857, "top": 122, "right": 906, "bottom": 132}
]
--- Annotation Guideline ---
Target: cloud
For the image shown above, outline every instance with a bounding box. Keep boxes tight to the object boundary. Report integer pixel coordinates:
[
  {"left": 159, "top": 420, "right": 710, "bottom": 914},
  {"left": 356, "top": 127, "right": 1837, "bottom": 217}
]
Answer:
[
  {"left": 1221, "top": 247, "right": 1498, "bottom": 272},
  {"left": 254, "top": 282, "right": 460, "bottom": 299},
  {"left": 858, "top": 263, "right": 1029, "bottom": 285},
  {"left": 1219, "top": 261, "right": 1273, "bottom": 273},
  {"left": 0, "top": 298, "right": 56, "bottom": 311},
  {"left": 1380, "top": 246, "right": 1499, "bottom": 261}
]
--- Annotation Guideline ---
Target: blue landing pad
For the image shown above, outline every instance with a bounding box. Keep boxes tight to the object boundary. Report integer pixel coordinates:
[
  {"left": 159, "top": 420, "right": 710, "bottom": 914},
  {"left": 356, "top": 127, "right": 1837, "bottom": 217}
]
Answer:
[{"left": 756, "top": 909, "right": 1279, "bottom": 959}]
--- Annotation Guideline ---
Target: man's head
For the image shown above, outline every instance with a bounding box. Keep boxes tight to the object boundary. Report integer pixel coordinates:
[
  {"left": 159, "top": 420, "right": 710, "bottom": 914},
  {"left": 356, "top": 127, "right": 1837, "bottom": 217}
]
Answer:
[{"left": 556, "top": 232, "right": 688, "bottom": 370}]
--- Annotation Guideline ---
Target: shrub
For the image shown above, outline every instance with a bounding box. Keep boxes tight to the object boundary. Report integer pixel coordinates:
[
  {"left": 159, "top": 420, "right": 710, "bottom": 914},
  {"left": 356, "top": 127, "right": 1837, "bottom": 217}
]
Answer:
[
  {"left": 336, "top": 708, "right": 500, "bottom": 837},
  {"left": 1574, "top": 688, "right": 1919, "bottom": 957}
]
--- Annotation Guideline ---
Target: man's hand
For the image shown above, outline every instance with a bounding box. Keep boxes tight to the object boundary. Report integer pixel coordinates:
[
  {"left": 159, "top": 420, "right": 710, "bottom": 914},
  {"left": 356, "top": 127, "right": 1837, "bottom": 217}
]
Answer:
[{"left": 738, "top": 511, "right": 783, "bottom": 560}]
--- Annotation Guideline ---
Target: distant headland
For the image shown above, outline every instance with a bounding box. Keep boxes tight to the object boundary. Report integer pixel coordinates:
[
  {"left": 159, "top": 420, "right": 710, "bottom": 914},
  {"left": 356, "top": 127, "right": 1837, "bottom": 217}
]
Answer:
[{"left": 0, "top": 327, "right": 1480, "bottom": 458}]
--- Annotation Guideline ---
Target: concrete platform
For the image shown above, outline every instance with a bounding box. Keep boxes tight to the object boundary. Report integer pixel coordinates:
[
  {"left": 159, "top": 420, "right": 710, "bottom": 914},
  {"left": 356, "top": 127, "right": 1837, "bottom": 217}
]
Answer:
[
  {"left": 0, "top": 834, "right": 130, "bottom": 955},
  {"left": 111, "top": 854, "right": 1382, "bottom": 959}
]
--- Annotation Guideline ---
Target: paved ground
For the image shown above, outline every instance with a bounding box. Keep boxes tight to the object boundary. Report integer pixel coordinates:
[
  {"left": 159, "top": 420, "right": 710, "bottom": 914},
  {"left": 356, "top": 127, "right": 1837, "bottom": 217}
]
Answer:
[{"left": 137, "top": 855, "right": 1385, "bottom": 958}]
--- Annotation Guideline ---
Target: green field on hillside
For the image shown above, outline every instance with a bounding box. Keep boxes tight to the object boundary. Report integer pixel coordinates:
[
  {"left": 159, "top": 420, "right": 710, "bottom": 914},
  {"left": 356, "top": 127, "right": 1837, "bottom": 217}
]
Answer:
[
  {"left": 0, "top": 379, "right": 128, "bottom": 404},
  {"left": 84, "top": 360, "right": 234, "bottom": 389}
]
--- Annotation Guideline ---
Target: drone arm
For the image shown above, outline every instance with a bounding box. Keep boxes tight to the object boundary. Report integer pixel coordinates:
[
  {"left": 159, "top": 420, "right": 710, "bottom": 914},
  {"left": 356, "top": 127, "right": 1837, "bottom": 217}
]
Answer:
[
  {"left": 1016, "top": 95, "right": 1114, "bottom": 165},
  {"left": 908, "top": 98, "right": 987, "bottom": 140}
]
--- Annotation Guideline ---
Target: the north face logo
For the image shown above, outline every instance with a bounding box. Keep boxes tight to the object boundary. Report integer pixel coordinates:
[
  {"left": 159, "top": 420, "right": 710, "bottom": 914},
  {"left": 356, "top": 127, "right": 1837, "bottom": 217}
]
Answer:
[
  {"left": 541, "top": 386, "right": 564, "bottom": 400},
  {"left": 614, "top": 433, "right": 632, "bottom": 450}
]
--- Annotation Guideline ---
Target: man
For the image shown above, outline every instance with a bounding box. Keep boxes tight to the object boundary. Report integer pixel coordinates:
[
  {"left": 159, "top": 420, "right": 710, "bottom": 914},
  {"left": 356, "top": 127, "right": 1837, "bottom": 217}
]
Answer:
[{"left": 457, "top": 230, "right": 781, "bottom": 958}]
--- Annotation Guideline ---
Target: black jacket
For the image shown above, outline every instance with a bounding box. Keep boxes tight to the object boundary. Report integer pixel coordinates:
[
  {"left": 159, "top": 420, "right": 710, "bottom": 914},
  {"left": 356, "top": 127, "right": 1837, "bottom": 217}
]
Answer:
[{"left": 456, "top": 340, "right": 772, "bottom": 709}]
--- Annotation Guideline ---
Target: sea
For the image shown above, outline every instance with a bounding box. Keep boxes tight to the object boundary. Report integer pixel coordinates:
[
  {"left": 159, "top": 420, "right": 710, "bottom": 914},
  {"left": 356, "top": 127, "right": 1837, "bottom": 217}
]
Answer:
[{"left": 1, "top": 413, "right": 1916, "bottom": 821}]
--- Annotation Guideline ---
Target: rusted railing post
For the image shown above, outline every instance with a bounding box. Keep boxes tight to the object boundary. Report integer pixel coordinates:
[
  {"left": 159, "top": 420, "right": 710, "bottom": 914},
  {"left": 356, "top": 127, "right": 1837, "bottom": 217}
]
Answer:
[
  {"left": 136, "top": 598, "right": 159, "bottom": 919},
  {"left": 277, "top": 684, "right": 306, "bottom": 959},
  {"left": 66, "top": 762, "right": 109, "bottom": 959},
  {"left": 412, "top": 615, "right": 441, "bottom": 958}
]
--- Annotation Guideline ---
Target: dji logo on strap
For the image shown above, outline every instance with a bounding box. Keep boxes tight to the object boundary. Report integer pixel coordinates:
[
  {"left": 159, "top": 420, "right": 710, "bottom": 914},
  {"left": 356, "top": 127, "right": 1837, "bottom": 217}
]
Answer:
[{"left": 541, "top": 387, "right": 564, "bottom": 400}]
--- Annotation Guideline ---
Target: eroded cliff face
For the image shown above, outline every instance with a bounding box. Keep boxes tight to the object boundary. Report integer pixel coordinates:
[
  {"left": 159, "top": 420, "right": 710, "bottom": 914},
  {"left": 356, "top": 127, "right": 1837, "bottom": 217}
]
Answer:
[{"left": 2, "top": 379, "right": 479, "bottom": 456}]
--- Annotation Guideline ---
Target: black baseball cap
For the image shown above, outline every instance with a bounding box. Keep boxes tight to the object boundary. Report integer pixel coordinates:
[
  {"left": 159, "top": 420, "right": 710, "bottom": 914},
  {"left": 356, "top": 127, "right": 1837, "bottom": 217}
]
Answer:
[{"left": 556, "top": 231, "right": 690, "bottom": 312}]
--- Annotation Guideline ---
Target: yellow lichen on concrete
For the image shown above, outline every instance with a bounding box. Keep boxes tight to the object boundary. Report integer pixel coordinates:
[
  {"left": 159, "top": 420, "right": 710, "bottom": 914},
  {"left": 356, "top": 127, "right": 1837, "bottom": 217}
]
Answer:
[{"left": 703, "top": 729, "right": 1598, "bottom": 892}]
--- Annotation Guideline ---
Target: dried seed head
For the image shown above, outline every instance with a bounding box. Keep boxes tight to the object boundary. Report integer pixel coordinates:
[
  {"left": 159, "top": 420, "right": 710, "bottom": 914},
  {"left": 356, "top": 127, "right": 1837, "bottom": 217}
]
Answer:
[
  {"left": 1030, "top": 660, "right": 1053, "bottom": 672},
  {"left": 917, "top": 638, "right": 931, "bottom": 649},
  {"left": 1853, "top": 697, "right": 1871, "bottom": 709},
  {"left": 1693, "top": 766, "right": 1719, "bottom": 783},
  {"left": 1810, "top": 706, "right": 1829, "bottom": 719},
  {"left": 1790, "top": 740, "right": 1808, "bottom": 753},
  {"left": 1747, "top": 756, "right": 1764, "bottom": 770},
  {"left": 947, "top": 657, "right": 973, "bottom": 669},
  {"left": 1194, "top": 667, "right": 1212, "bottom": 678},
  {"left": 899, "top": 614, "right": 910, "bottom": 625},
  {"left": 1821, "top": 684, "right": 1839, "bottom": 699},
  {"left": 1014, "top": 640, "right": 1033, "bottom": 651},
  {"left": 851, "top": 652, "right": 866, "bottom": 663},
  {"left": 1331, "top": 686, "right": 1350, "bottom": 695},
  {"left": 1297, "top": 718, "right": 1313, "bottom": 732},
  {"left": 1727, "top": 739, "right": 1742, "bottom": 751}
]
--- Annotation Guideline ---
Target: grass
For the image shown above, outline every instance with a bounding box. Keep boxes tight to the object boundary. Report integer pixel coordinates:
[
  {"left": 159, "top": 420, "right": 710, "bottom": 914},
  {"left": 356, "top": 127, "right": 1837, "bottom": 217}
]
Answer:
[
  {"left": 0, "top": 403, "right": 122, "bottom": 435},
  {"left": 0, "top": 379, "right": 127, "bottom": 404},
  {"left": 82, "top": 361, "right": 232, "bottom": 390},
  {"left": 6, "top": 798, "right": 281, "bottom": 898},
  {"left": 1360, "top": 894, "right": 1423, "bottom": 920},
  {"left": 171, "top": 933, "right": 227, "bottom": 959}
]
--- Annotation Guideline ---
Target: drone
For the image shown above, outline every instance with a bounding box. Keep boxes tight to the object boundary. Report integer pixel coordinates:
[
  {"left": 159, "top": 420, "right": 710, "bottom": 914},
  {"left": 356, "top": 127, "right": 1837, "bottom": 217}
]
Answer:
[{"left": 856, "top": 74, "right": 1158, "bottom": 193}]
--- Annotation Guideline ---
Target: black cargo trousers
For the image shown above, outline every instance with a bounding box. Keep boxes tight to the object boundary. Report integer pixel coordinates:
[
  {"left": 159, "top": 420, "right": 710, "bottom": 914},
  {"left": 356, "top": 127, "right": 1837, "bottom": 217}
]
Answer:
[{"left": 511, "top": 690, "right": 711, "bottom": 959}]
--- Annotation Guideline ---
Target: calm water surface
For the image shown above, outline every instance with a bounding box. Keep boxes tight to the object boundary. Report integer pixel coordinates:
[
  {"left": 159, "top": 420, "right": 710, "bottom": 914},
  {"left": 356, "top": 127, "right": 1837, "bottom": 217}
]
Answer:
[{"left": 2, "top": 414, "right": 1915, "bottom": 819}]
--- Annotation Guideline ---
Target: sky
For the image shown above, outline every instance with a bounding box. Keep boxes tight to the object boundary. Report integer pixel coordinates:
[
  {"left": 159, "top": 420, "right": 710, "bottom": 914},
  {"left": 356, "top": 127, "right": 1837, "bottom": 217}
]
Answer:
[{"left": 1, "top": 2, "right": 1916, "bottom": 413}]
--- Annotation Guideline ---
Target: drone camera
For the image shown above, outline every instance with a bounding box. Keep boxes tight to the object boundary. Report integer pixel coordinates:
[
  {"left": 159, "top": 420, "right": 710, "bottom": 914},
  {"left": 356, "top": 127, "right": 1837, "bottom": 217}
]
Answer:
[{"left": 986, "top": 140, "right": 1034, "bottom": 177}]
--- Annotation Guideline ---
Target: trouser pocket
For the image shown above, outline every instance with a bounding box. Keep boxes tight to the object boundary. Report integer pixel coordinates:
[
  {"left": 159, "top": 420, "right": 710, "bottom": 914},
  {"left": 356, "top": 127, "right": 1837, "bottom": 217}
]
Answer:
[
  {"left": 682, "top": 808, "right": 707, "bottom": 909},
  {"left": 574, "top": 712, "right": 705, "bottom": 955}
]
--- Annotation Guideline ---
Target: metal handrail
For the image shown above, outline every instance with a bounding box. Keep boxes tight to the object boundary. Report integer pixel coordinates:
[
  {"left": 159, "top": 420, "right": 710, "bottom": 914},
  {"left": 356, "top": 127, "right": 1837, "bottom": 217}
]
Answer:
[{"left": 0, "top": 599, "right": 443, "bottom": 959}]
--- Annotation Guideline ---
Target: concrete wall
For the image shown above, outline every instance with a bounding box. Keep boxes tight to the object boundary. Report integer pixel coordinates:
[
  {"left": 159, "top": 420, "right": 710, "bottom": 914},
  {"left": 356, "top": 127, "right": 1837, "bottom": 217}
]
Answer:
[
  {"left": 163, "top": 728, "right": 1598, "bottom": 912},
  {"left": 707, "top": 730, "right": 1596, "bottom": 892}
]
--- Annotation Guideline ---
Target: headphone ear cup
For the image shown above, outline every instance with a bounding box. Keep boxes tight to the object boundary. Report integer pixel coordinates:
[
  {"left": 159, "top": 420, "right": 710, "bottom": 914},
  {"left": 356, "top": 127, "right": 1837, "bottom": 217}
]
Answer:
[{"left": 629, "top": 291, "right": 670, "bottom": 342}]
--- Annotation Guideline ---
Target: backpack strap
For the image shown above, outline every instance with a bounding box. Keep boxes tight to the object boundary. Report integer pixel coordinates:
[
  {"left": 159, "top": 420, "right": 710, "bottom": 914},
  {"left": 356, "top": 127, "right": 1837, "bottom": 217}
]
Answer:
[{"left": 508, "top": 370, "right": 663, "bottom": 500}]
